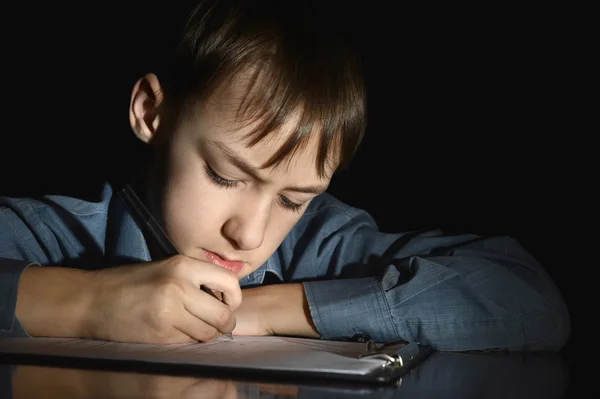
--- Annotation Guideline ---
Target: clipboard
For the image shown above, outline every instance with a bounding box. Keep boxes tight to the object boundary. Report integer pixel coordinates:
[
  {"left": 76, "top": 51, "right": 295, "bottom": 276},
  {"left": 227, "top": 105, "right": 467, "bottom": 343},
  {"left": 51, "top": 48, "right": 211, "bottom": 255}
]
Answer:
[{"left": 0, "top": 335, "right": 432, "bottom": 385}]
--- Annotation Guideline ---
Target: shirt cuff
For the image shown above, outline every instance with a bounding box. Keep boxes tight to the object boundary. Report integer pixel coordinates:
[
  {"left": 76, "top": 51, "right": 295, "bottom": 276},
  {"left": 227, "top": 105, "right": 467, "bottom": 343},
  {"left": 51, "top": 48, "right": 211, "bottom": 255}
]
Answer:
[
  {"left": 0, "top": 258, "right": 37, "bottom": 335},
  {"left": 302, "top": 277, "right": 398, "bottom": 343}
]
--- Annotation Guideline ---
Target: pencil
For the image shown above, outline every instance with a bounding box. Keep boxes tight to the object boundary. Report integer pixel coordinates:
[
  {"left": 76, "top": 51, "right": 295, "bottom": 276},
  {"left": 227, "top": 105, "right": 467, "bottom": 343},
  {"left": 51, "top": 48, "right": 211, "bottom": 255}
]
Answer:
[{"left": 119, "top": 184, "right": 233, "bottom": 340}]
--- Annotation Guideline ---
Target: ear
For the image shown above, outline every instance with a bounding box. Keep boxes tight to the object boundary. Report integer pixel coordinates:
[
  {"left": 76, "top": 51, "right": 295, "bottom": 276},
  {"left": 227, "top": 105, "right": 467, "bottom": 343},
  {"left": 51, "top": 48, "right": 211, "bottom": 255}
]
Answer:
[{"left": 129, "top": 73, "right": 164, "bottom": 143}]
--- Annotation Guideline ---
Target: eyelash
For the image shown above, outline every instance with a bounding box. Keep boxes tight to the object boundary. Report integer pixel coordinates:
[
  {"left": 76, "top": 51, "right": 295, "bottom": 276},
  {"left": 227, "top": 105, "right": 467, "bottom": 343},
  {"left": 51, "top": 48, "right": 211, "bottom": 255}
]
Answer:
[
  {"left": 204, "top": 164, "right": 304, "bottom": 213},
  {"left": 278, "top": 195, "right": 303, "bottom": 213},
  {"left": 204, "top": 163, "right": 238, "bottom": 188}
]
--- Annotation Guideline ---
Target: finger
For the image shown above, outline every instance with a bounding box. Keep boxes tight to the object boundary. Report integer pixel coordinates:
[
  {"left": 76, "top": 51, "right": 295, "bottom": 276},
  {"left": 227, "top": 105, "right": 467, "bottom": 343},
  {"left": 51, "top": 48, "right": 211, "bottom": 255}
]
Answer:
[
  {"left": 176, "top": 257, "right": 243, "bottom": 310},
  {"left": 218, "top": 287, "right": 243, "bottom": 313},
  {"left": 182, "top": 287, "right": 236, "bottom": 334},
  {"left": 156, "top": 328, "right": 194, "bottom": 345},
  {"left": 175, "top": 309, "right": 223, "bottom": 342}
]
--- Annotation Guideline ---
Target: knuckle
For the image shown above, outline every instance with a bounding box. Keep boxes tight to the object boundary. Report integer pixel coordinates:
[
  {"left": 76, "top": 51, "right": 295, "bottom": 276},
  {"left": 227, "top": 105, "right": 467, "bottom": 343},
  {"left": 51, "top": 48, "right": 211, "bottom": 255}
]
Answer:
[
  {"left": 155, "top": 277, "right": 184, "bottom": 298},
  {"left": 148, "top": 312, "right": 170, "bottom": 333},
  {"left": 229, "top": 297, "right": 242, "bottom": 311},
  {"left": 225, "top": 272, "right": 239, "bottom": 286},
  {"left": 148, "top": 292, "right": 178, "bottom": 329},
  {"left": 195, "top": 325, "right": 219, "bottom": 343},
  {"left": 224, "top": 273, "right": 242, "bottom": 294},
  {"left": 229, "top": 286, "right": 243, "bottom": 309},
  {"left": 165, "top": 254, "right": 189, "bottom": 273},
  {"left": 154, "top": 297, "right": 174, "bottom": 318},
  {"left": 206, "top": 330, "right": 220, "bottom": 342},
  {"left": 215, "top": 307, "right": 232, "bottom": 329}
]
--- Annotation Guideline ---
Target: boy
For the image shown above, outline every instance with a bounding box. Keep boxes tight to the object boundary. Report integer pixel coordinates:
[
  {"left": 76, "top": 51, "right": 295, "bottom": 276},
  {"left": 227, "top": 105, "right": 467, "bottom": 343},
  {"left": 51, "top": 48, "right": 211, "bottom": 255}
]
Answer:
[{"left": 0, "top": 0, "right": 570, "bottom": 351}]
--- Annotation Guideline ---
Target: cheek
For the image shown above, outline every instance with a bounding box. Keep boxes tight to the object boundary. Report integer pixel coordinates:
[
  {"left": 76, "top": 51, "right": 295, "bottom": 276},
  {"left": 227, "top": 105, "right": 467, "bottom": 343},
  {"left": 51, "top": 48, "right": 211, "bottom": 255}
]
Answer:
[
  {"left": 161, "top": 151, "right": 228, "bottom": 248},
  {"left": 244, "top": 211, "right": 304, "bottom": 272}
]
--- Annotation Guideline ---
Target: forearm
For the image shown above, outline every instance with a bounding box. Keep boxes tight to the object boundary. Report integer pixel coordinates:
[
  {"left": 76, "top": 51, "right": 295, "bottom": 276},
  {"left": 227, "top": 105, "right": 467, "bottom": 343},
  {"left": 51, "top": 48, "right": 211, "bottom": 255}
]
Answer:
[
  {"left": 16, "top": 266, "right": 93, "bottom": 338},
  {"left": 240, "top": 284, "right": 320, "bottom": 338}
]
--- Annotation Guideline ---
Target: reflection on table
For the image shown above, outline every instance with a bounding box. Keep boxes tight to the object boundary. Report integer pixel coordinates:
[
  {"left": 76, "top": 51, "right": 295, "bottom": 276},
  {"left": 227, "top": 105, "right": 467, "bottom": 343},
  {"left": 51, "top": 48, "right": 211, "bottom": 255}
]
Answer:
[{"left": 3, "top": 350, "right": 569, "bottom": 398}]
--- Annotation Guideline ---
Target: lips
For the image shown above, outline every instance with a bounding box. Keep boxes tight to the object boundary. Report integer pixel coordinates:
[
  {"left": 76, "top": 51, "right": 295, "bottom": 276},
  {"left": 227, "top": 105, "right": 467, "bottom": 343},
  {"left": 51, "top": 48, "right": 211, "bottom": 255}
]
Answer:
[{"left": 202, "top": 249, "right": 245, "bottom": 274}]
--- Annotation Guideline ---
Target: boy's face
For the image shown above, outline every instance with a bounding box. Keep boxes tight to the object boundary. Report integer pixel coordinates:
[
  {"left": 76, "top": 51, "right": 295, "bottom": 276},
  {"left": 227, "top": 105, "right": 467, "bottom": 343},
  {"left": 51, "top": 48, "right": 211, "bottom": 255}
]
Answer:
[{"left": 130, "top": 74, "right": 336, "bottom": 279}]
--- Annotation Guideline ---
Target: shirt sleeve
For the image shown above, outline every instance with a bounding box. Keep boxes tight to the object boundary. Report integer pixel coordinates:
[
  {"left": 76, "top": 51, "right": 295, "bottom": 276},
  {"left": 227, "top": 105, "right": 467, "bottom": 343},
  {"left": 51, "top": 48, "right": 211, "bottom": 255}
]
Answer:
[
  {"left": 0, "top": 204, "right": 48, "bottom": 338},
  {"left": 290, "top": 197, "right": 570, "bottom": 351}
]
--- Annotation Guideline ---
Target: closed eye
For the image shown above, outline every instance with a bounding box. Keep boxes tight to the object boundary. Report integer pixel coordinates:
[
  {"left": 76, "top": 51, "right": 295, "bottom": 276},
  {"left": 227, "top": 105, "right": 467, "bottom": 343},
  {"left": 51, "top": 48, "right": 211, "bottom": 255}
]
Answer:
[
  {"left": 278, "top": 195, "right": 303, "bottom": 213},
  {"left": 205, "top": 164, "right": 238, "bottom": 188},
  {"left": 206, "top": 162, "right": 306, "bottom": 213}
]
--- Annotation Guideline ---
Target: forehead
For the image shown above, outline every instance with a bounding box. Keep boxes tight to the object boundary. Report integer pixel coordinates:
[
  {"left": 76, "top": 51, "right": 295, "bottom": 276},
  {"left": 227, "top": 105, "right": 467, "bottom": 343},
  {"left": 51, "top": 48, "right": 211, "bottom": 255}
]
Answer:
[
  {"left": 181, "top": 76, "right": 339, "bottom": 180},
  {"left": 204, "top": 109, "right": 332, "bottom": 180}
]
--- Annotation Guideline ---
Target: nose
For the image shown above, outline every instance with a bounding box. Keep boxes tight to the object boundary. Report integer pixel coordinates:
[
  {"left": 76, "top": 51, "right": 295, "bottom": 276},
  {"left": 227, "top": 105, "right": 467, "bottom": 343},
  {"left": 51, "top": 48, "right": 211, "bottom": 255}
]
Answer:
[{"left": 222, "top": 196, "right": 270, "bottom": 251}]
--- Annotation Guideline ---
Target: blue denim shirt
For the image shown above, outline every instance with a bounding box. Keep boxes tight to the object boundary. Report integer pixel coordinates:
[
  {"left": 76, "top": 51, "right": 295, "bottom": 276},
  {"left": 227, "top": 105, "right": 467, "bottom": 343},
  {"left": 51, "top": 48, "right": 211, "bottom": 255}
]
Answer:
[{"left": 0, "top": 183, "right": 570, "bottom": 351}]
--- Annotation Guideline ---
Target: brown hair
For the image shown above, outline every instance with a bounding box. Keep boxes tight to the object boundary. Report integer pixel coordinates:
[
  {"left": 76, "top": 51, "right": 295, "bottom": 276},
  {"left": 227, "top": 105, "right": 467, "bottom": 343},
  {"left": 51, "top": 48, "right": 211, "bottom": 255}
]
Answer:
[{"left": 159, "top": 0, "right": 367, "bottom": 177}]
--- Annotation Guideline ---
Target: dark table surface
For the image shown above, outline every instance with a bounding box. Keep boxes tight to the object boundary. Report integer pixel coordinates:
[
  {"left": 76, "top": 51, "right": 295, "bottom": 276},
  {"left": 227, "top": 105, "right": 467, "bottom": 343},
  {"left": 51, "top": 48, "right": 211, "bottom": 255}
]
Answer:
[{"left": 2, "top": 348, "right": 572, "bottom": 398}]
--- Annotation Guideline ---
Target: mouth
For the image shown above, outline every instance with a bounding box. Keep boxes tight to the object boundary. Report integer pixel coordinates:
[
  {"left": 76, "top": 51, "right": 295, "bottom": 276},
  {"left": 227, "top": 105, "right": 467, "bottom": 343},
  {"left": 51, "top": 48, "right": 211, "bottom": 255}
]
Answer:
[{"left": 201, "top": 249, "right": 245, "bottom": 274}]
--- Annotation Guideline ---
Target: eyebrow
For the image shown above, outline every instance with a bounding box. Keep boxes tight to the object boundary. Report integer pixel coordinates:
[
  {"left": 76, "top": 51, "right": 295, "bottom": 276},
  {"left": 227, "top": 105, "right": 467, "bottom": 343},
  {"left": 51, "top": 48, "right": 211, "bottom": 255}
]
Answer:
[{"left": 207, "top": 140, "right": 329, "bottom": 195}]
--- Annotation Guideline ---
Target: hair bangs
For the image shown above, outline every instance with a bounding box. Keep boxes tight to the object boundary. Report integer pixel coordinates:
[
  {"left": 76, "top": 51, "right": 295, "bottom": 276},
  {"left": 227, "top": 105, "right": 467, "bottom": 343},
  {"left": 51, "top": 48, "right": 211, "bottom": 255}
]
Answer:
[{"left": 161, "top": 0, "right": 367, "bottom": 177}]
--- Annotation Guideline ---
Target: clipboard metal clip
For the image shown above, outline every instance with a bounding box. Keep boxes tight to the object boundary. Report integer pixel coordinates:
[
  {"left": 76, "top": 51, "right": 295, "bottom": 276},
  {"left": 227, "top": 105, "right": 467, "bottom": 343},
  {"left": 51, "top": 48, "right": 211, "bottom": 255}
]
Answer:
[
  {"left": 358, "top": 339, "right": 410, "bottom": 368},
  {"left": 359, "top": 352, "right": 404, "bottom": 367}
]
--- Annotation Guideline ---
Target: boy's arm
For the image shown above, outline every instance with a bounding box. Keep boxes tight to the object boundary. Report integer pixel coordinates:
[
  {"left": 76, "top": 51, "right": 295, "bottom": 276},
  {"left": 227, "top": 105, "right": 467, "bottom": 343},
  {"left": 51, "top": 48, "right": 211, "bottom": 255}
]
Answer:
[
  {"left": 246, "top": 195, "right": 571, "bottom": 352},
  {"left": 0, "top": 204, "right": 84, "bottom": 338},
  {"left": 0, "top": 202, "right": 242, "bottom": 343}
]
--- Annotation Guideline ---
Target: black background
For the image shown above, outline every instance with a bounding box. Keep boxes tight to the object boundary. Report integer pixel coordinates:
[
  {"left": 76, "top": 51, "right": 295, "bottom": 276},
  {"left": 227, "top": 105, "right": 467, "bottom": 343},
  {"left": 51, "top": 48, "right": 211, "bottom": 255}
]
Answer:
[{"left": 0, "top": 2, "right": 591, "bottom": 395}]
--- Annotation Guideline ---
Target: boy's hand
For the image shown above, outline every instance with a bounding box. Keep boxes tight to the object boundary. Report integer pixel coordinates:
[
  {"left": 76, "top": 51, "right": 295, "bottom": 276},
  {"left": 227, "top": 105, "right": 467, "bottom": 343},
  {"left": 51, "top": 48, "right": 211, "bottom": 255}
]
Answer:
[
  {"left": 17, "top": 255, "right": 242, "bottom": 344},
  {"left": 232, "top": 284, "right": 320, "bottom": 338},
  {"left": 86, "top": 255, "right": 242, "bottom": 343}
]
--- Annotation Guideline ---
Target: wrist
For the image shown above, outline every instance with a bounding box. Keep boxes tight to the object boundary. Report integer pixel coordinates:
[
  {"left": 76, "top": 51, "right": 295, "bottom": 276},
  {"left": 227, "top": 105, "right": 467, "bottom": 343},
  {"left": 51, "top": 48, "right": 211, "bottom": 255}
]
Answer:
[
  {"left": 254, "top": 283, "right": 320, "bottom": 338},
  {"left": 16, "top": 266, "right": 94, "bottom": 338}
]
